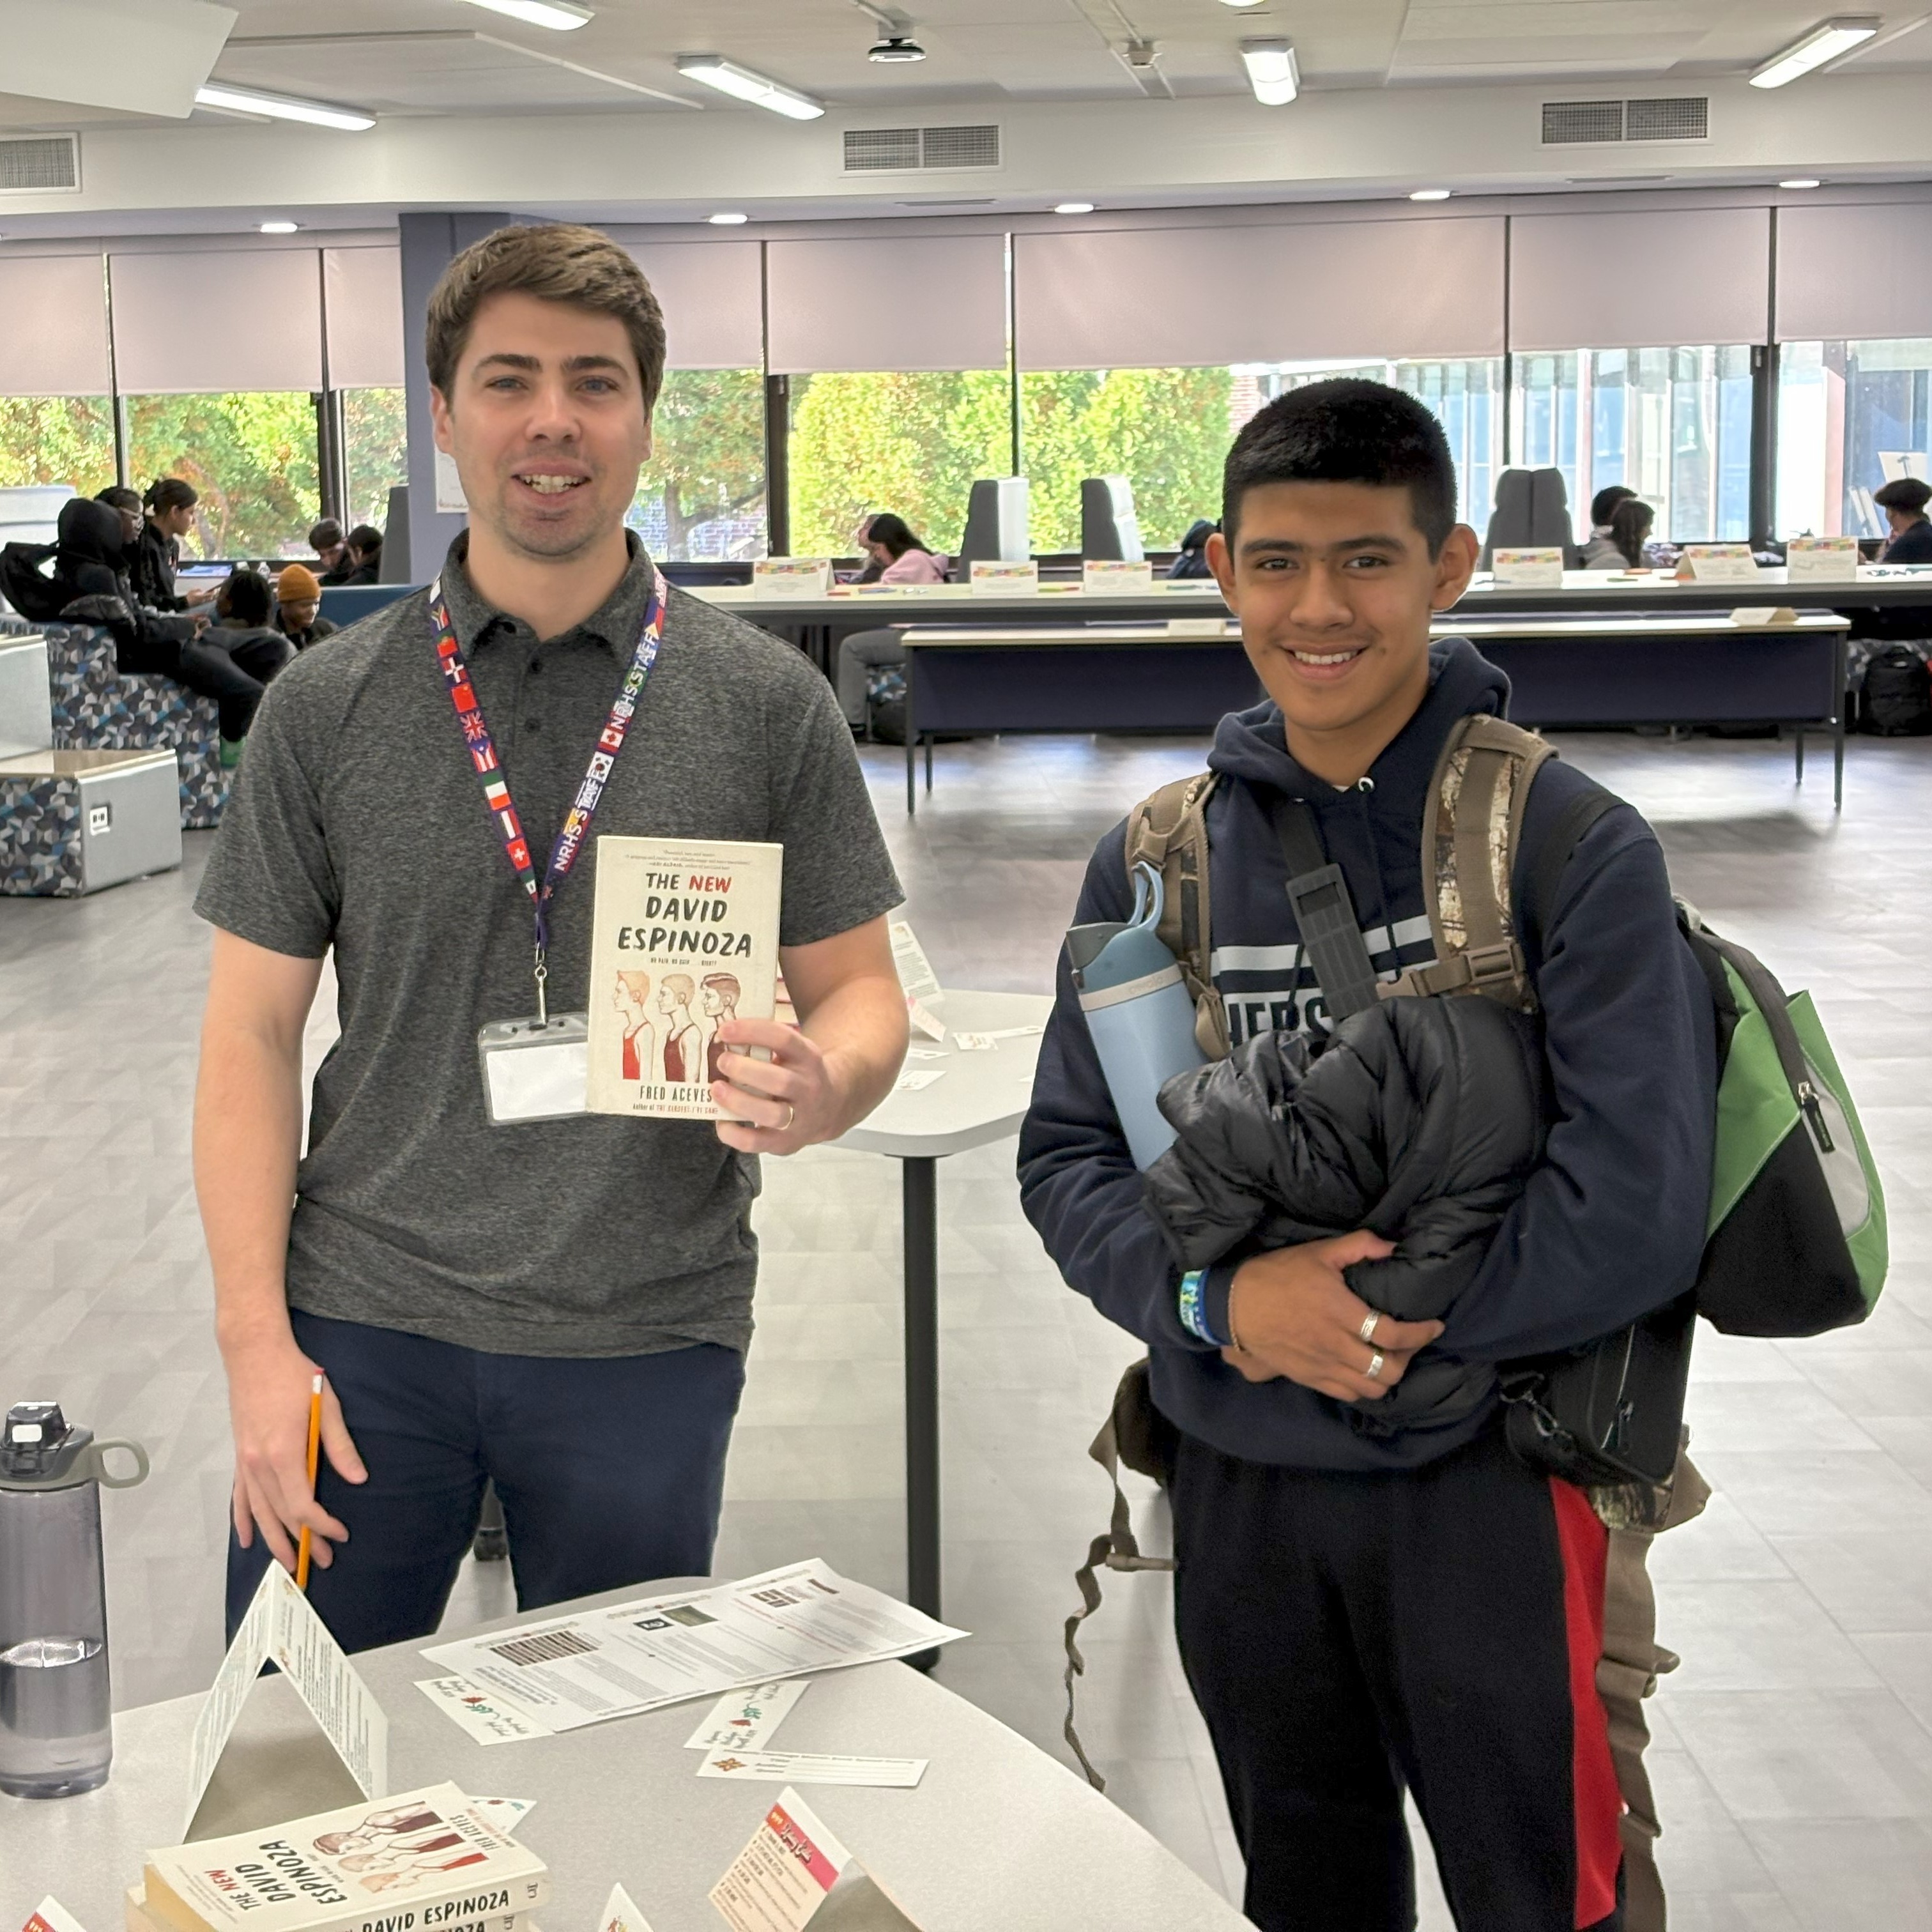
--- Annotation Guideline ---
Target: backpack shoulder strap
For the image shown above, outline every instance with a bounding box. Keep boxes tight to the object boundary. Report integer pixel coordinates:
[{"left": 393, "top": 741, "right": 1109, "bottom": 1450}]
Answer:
[
  {"left": 1124, "top": 771, "right": 1229, "bottom": 1059},
  {"left": 1384, "top": 714, "right": 1554, "bottom": 1010}
]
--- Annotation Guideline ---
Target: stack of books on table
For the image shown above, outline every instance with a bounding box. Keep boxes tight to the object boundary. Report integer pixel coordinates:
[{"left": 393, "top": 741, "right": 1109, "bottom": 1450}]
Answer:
[{"left": 126, "top": 1782, "right": 548, "bottom": 1932}]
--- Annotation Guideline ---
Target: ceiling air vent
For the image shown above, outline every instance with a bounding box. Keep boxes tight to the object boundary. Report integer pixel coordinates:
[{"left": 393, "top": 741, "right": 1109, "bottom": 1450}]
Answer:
[
  {"left": 0, "top": 134, "right": 80, "bottom": 193},
  {"left": 843, "top": 123, "right": 1000, "bottom": 174},
  {"left": 1541, "top": 97, "right": 1708, "bottom": 146}
]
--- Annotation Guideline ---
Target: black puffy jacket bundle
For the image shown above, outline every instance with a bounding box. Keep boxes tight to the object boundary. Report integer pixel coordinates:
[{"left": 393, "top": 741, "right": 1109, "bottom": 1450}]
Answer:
[{"left": 1144, "top": 994, "right": 1547, "bottom": 1437}]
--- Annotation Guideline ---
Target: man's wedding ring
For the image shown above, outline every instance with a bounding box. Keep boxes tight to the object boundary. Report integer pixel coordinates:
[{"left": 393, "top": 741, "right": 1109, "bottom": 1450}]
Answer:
[
  {"left": 1365, "top": 1349, "right": 1386, "bottom": 1382},
  {"left": 1359, "top": 1310, "right": 1381, "bottom": 1344},
  {"left": 779, "top": 1102, "right": 796, "bottom": 1132}
]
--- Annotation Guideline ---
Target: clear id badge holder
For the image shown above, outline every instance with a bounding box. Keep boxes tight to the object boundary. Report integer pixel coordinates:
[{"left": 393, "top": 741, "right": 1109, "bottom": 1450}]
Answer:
[{"left": 478, "top": 1011, "right": 590, "bottom": 1124}]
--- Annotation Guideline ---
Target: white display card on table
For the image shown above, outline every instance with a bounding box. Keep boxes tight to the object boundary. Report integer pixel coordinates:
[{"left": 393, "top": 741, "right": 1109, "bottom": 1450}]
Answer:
[
  {"left": 710, "top": 1787, "right": 924, "bottom": 1932},
  {"left": 755, "top": 558, "right": 834, "bottom": 596},
  {"left": 598, "top": 1883, "right": 660, "bottom": 1932},
  {"left": 183, "top": 1564, "right": 389, "bottom": 1837},
  {"left": 20, "top": 1901, "right": 89, "bottom": 1932},
  {"left": 888, "top": 919, "right": 942, "bottom": 1006},
  {"left": 969, "top": 558, "right": 1039, "bottom": 593},
  {"left": 1784, "top": 535, "right": 1860, "bottom": 581},
  {"left": 1082, "top": 559, "right": 1154, "bottom": 594},
  {"left": 1489, "top": 548, "right": 1565, "bottom": 588},
  {"left": 1682, "top": 544, "right": 1761, "bottom": 583}
]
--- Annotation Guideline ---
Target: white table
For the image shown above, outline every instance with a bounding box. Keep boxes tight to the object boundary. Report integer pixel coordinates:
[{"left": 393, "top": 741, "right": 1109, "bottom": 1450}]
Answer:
[
  {"left": 1, "top": 1581, "right": 1246, "bottom": 1931},
  {"left": 836, "top": 991, "right": 1052, "bottom": 1650}
]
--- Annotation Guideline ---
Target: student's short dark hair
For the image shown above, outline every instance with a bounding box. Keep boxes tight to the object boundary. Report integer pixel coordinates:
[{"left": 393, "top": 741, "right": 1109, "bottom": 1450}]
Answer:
[
  {"left": 220, "top": 566, "right": 272, "bottom": 627},
  {"left": 1222, "top": 379, "right": 1456, "bottom": 555},
  {"left": 309, "top": 518, "right": 344, "bottom": 550},
  {"left": 1590, "top": 484, "right": 1637, "bottom": 527},
  {"left": 1873, "top": 477, "right": 1932, "bottom": 514},
  {"left": 144, "top": 477, "right": 197, "bottom": 515},
  {"left": 345, "top": 524, "right": 383, "bottom": 556},
  {"left": 96, "top": 485, "right": 141, "bottom": 515},
  {"left": 863, "top": 512, "right": 928, "bottom": 558}
]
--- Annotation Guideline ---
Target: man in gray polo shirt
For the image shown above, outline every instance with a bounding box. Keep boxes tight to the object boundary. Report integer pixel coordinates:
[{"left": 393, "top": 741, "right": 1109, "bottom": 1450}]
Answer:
[{"left": 193, "top": 224, "right": 908, "bottom": 1651}]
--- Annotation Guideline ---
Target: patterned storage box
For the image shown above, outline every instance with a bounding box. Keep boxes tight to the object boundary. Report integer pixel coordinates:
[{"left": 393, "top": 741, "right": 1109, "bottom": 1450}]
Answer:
[
  {"left": 0, "top": 748, "right": 183, "bottom": 896},
  {"left": 0, "top": 616, "right": 228, "bottom": 829}
]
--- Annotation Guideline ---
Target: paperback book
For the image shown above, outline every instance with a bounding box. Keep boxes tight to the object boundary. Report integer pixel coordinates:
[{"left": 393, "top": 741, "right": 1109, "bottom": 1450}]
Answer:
[
  {"left": 585, "top": 836, "right": 783, "bottom": 1121},
  {"left": 139, "top": 1782, "right": 547, "bottom": 1932}
]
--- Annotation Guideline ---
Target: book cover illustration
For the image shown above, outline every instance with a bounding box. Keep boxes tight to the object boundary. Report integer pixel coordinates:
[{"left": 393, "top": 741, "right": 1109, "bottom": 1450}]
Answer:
[
  {"left": 586, "top": 837, "right": 783, "bottom": 1121},
  {"left": 142, "top": 1782, "right": 546, "bottom": 1932}
]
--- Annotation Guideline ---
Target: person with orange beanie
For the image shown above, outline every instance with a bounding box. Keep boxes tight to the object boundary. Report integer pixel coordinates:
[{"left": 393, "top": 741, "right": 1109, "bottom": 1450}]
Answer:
[{"left": 275, "top": 562, "right": 338, "bottom": 650}]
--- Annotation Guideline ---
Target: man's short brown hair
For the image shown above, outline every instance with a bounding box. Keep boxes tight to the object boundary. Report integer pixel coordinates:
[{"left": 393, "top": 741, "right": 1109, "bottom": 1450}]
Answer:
[{"left": 424, "top": 222, "right": 667, "bottom": 414}]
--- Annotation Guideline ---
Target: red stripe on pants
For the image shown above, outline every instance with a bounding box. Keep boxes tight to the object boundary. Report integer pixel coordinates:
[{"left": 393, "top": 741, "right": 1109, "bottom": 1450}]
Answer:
[{"left": 1549, "top": 1477, "right": 1621, "bottom": 1928}]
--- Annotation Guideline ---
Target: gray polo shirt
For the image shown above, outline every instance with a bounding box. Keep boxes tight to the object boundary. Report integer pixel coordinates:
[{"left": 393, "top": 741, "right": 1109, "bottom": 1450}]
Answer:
[{"left": 194, "top": 535, "right": 902, "bottom": 1358}]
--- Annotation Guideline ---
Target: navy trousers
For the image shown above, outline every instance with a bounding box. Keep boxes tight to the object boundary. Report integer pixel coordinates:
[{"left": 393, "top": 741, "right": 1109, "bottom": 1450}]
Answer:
[{"left": 226, "top": 1310, "right": 744, "bottom": 1653}]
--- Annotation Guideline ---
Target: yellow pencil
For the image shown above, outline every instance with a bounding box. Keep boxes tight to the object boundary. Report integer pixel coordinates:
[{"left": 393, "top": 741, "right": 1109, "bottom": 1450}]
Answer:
[{"left": 295, "top": 1373, "right": 323, "bottom": 1592}]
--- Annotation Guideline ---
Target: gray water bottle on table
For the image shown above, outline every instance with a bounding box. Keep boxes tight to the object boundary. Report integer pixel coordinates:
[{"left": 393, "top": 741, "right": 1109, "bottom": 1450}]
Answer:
[
  {"left": 0, "top": 1400, "right": 149, "bottom": 1797},
  {"left": 1066, "top": 861, "right": 1209, "bottom": 1168}
]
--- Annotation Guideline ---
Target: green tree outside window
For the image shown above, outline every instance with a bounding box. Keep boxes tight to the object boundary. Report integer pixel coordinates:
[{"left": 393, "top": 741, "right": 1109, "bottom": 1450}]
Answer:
[
  {"left": 0, "top": 397, "right": 116, "bottom": 496},
  {"left": 125, "top": 391, "right": 320, "bottom": 557}
]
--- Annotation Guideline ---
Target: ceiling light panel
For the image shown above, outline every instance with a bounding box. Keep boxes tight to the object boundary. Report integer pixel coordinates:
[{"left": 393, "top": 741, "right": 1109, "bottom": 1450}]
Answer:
[
  {"left": 675, "top": 56, "right": 824, "bottom": 119},
  {"left": 1240, "top": 39, "right": 1299, "bottom": 107},
  {"left": 194, "top": 84, "right": 375, "bottom": 131},
  {"left": 460, "top": 0, "right": 594, "bottom": 26},
  {"left": 1750, "top": 17, "right": 1880, "bottom": 88}
]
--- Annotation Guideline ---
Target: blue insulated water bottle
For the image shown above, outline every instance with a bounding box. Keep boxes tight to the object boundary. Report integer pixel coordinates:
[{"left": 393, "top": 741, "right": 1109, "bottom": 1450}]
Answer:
[
  {"left": 1066, "top": 862, "right": 1211, "bottom": 1167},
  {"left": 0, "top": 1401, "right": 150, "bottom": 1798}
]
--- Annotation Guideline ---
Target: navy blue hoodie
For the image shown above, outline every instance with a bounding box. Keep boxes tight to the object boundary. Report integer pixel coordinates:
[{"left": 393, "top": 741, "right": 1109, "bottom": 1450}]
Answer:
[{"left": 1016, "top": 638, "right": 1717, "bottom": 1471}]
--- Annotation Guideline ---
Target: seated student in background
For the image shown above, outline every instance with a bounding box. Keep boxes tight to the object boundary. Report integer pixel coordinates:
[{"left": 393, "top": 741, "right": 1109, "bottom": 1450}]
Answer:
[
  {"left": 1169, "top": 517, "right": 1218, "bottom": 579},
  {"left": 49, "top": 502, "right": 284, "bottom": 763},
  {"left": 834, "top": 512, "right": 947, "bottom": 733},
  {"left": 1583, "top": 496, "right": 1657, "bottom": 571},
  {"left": 309, "top": 518, "right": 352, "bottom": 584},
  {"left": 134, "top": 478, "right": 218, "bottom": 612},
  {"left": 339, "top": 524, "right": 384, "bottom": 585},
  {"left": 206, "top": 567, "right": 296, "bottom": 765},
  {"left": 854, "top": 512, "right": 946, "bottom": 585},
  {"left": 95, "top": 485, "right": 144, "bottom": 553},
  {"left": 1873, "top": 477, "right": 1932, "bottom": 563},
  {"left": 1578, "top": 484, "right": 1637, "bottom": 567},
  {"left": 273, "top": 564, "right": 338, "bottom": 650}
]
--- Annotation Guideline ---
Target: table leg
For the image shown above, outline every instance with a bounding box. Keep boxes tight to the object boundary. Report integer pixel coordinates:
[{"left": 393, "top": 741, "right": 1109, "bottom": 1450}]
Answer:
[
  {"left": 902, "top": 1154, "right": 941, "bottom": 1670},
  {"left": 1795, "top": 726, "right": 1805, "bottom": 785},
  {"left": 924, "top": 733, "right": 933, "bottom": 795},
  {"left": 905, "top": 730, "right": 916, "bottom": 817},
  {"left": 1836, "top": 636, "right": 1847, "bottom": 812}
]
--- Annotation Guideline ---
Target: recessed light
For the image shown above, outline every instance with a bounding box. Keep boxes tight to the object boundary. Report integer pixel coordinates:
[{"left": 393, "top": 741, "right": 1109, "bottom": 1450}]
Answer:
[
  {"left": 459, "top": 0, "right": 594, "bottom": 27},
  {"left": 259, "top": 220, "right": 300, "bottom": 234},
  {"left": 1750, "top": 17, "right": 1878, "bottom": 89},
  {"left": 709, "top": 211, "right": 749, "bottom": 225},
  {"left": 195, "top": 84, "right": 374, "bottom": 131},
  {"left": 1781, "top": 177, "right": 1823, "bottom": 188},
  {"left": 1409, "top": 188, "right": 1452, "bottom": 201},
  {"left": 1055, "top": 201, "right": 1095, "bottom": 215},
  {"left": 1240, "top": 39, "right": 1299, "bottom": 106},
  {"left": 674, "top": 54, "right": 824, "bottom": 119}
]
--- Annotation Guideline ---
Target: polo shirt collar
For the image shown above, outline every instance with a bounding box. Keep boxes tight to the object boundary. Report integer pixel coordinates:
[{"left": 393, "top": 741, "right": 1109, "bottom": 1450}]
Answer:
[{"left": 438, "top": 528, "right": 659, "bottom": 655}]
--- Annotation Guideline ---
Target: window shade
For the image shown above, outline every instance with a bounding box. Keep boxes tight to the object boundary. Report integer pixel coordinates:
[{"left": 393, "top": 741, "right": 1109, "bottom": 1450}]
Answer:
[
  {"left": 627, "top": 242, "right": 763, "bottom": 370},
  {"left": 1508, "top": 208, "right": 1770, "bottom": 351},
  {"left": 323, "top": 247, "right": 406, "bottom": 390},
  {"left": 109, "top": 249, "right": 324, "bottom": 394},
  {"left": 766, "top": 235, "right": 1007, "bottom": 374},
  {"left": 0, "top": 254, "right": 111, "bottom": 396},
  {"left": 1775, "top": 203, "right": 1932, "bottom": 344},
  {"left": 1014, "top": 217, "right": 1506, "bottom": 370}
]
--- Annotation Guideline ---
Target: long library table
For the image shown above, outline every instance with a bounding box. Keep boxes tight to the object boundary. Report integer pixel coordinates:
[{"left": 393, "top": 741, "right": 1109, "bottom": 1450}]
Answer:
[
  {"left": 834, "top": 989, "right": 1052, "bottom": 1657},
  {"left": 899, "top": 613, "right": 1852, "bottom": 811},
  {"left": 685, "top": 564, "right": 1932, "bottom": 653},
  {"left": 3, "top": 1576, "right": 1243, "bottom": 1932}
]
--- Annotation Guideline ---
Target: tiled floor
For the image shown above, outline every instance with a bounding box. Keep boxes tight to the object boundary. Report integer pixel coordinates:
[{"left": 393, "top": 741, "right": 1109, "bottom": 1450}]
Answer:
[{"left": 4, "top": 724, "right": 1931, "bottom": 1925}]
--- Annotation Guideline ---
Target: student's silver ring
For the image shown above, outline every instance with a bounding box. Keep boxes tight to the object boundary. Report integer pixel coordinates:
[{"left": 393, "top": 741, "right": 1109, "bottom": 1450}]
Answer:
[
  {"left": 1359, "top": 1310, "right": 1381, "bottom": 1345},
  {"left": 1365, "top": 1349, "right": 1386, "bottom": 1382}
]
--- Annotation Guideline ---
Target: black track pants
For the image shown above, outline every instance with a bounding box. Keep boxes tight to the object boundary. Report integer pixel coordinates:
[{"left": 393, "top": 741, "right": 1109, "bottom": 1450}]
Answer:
[{"left": 1172, "top": 1423, "right": 1623, "bottom": 1932}]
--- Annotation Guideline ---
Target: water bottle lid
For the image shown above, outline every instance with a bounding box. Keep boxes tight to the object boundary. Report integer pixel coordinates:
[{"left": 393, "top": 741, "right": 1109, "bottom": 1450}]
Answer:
[{"left": 0, "top": 1402, "right": 93, "bottom": 1489}]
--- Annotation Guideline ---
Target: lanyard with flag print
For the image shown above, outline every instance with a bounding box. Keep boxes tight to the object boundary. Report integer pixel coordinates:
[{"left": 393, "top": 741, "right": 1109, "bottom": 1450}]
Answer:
[{"left": 432, "top": 565, "right": 670, "bottom": 1022}]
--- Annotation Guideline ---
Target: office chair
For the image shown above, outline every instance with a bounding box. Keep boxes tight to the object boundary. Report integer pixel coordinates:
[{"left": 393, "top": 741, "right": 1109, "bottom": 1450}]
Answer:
[
  {"left": 1080, "top": 476, "right": 1144, "bottom": 561},
  {"left": 954, "top": 477, "right": 1031, "bottom": 574}
]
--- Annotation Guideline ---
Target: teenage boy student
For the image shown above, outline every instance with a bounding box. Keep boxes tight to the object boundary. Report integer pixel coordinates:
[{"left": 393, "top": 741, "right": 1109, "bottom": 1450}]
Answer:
[
  {"left": 194, "top": 223, "right": 907, "bottom": 1652},
  {"left": 1019, "top": 380, "right": 1716, "bottom": 1932}
]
